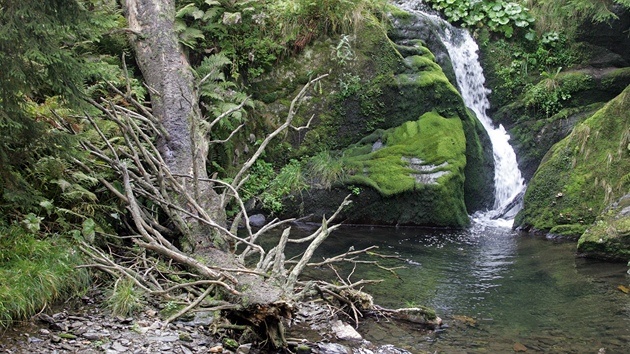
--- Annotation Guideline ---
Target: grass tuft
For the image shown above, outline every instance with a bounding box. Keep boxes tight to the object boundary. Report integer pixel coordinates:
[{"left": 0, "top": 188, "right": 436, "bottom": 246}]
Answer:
[
  {"left": 105, "top": 278, "right": 144, "bottom": 317},
  {"left": 0, "top": 225, "right": 89, "bottom": 327}
]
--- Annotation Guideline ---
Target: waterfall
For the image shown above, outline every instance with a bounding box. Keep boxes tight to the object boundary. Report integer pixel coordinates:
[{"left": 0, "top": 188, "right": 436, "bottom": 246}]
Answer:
[{"left": 394, "top": 1, "right": 526, "bottom": 227}]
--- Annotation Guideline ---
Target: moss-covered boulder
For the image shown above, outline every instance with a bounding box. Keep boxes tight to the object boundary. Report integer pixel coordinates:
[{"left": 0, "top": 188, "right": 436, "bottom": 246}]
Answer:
[
  {"left": 515, "top": 85, "right": 630, "bottom": 238},
  {"left": 338, "top": 111, "right": 469, "bottom": 226},
  {"left": 577, "top": 193, "right": 630, "bottom": 261},
  {"left": 251, "top": 9, "right": 494, "bottom": 226}
]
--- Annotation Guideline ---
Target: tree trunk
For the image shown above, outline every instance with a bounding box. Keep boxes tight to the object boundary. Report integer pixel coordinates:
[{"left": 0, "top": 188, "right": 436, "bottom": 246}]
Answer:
[{"left": 123, "top": 0, "right": 226, "bottom": 251}]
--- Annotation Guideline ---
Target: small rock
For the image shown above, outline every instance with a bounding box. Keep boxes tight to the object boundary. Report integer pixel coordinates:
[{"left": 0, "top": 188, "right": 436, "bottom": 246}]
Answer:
[
  {"left": 111, "top": 341, "right": 128, "bottom": 352},
  {"left": 27, "top": 336, "right": 44, "bottom": 344},
  {"left": 52, "top": 312, "right": 67, "bottom": 321},
  {"left": 209, "top": 345, "right": 224, "bottom": 353},
  {"left": 249, "top": 214, "right": 266, "bottom": 227},
  {"left": 82, "top": 332, "right": 108, "bottom": 340},
  {"left": 71, "top": 321, "right": 84, "bottom": 328},
  {"left": 317, "top": 342, "right": 351, "bottom": 354},
  {"left": 36, "top": 313, "right": 56, "bottom": 324},
  {"left": 147, "top": 335, "right": 179, "bottom": 342},
  {"left": 51, "top": 335, "right": 62, "bottom": 343},
  {"left": 513, "top": 343, "right": 528, "bottom": 352},
  {"left": 160, "top": 343, "right": 173, "bottom": 351},
  {"left": 38, "top": 328, "right": 50, "bottom": 336},
  {"left": 236, "top": 343, "right": 252, "bottom": 354},
  {"left": 331, "top": 320, "right": 362, "bottom": 341}
]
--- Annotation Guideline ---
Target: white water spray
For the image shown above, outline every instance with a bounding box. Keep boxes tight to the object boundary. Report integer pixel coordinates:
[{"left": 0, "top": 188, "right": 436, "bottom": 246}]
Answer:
[{"left": 395, "top": 1, "right": 526, "bottom": 227}]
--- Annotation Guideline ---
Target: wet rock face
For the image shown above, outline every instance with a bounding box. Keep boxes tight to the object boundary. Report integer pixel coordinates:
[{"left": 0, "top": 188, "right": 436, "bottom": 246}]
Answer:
[
  {"left": 577, "top": 6, "right": 630, "bottom": 66},
  {"left": 515, "top": 85, "right": 630, "bottom": 242},
  {"left": 247, "top": 4, "right": 496, "bottom": 227}
]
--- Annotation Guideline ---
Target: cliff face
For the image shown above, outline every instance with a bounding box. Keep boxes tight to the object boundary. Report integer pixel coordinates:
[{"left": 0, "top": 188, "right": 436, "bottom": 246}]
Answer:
[{"left": 249, "top": 10, "right": 494, "bottom": 227}]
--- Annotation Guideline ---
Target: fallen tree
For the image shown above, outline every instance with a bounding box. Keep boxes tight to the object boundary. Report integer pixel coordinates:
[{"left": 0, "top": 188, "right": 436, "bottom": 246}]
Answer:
[
  {"left": 51, "top": 0, "right": 437, "bottom": 348},
  {"left": 58, "top": 60, "right": 416, "bottom": 347}
]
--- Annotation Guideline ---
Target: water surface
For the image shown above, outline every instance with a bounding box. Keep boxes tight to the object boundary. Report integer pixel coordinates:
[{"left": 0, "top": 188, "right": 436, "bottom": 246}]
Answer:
[{"left": 300, "top": 224, "right": 630, "bottom": 353}]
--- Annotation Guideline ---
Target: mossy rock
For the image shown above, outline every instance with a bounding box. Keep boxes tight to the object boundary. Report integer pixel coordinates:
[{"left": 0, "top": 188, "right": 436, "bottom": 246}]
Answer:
[
  {"left": 577, "top": 193, "right": 630, "bottom": 261},
  {"left": 515, "top": 85, "right": 630, "bottom": 239},
  {"left": 287, "top": 111, "right": 477, "bottom": 227},
  {"left": 253, "top": 12, "right": 494, "bottom": 225}
]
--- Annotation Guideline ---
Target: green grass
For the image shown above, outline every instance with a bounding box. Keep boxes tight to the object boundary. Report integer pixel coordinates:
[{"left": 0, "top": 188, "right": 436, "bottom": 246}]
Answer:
[
  {"left": 0, "top": 225, "right": 89, "bottom": 327},
  {"left": 105, "top": 278, "right": 144, "bottom": 317}
]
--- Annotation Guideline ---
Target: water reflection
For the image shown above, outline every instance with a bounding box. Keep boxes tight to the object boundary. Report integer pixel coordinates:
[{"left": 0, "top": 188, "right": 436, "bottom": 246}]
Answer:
[{"left": 289, "top": 223, "right": 630, "bottom": 353}]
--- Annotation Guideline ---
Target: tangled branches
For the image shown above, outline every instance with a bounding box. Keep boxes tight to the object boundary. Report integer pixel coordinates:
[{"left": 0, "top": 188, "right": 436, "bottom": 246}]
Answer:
[{"left": 56, "top": 72, "right": 411, "bottom": 347}]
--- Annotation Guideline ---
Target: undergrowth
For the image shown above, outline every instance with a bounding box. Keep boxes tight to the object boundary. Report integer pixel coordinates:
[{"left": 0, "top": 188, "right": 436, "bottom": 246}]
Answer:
[{"left": 0, "top": 225, "right": 89, "bottom": 327}]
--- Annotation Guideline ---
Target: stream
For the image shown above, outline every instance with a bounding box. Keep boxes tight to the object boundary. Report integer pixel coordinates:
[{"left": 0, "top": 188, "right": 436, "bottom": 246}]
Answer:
[{"left": 302, "top": 224, "right": 630, "bottom": 353}]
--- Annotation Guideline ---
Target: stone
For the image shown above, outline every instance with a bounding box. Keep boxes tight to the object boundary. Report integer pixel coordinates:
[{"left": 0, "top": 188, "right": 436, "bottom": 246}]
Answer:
[
  {"left": 331, "top": 320, "right": 362, "bottom": 341},
  {"left": 249, "top": 214, "right": 266, "bottom": 227},
  {"left": 236, "top": 343, "right": 252, "bottom": 354},
  {"left": 513, "top": 343, "right": 528, "bottom": 352},
  {"left": 317, "top": 342, "right": 351, "bottom": 354},
  {"left": 147, "top": 335, "right": 179, "bottom": 342},
  {"left": 111, "top": 341, "right": 128, "bottom": 352},
  {"left": 82, "top": 332, "right": 108, "bottom": 340}
]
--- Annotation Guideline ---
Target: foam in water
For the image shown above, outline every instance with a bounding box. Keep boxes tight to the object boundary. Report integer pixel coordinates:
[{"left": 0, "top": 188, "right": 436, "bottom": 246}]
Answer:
[{"left": 394, "top": 1, "right": 526, "bottom": 227}]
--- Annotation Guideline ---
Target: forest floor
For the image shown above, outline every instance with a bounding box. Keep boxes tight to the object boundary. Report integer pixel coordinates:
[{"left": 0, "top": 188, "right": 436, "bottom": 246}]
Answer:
[{"left": 0, "top": 288, "right": 417, "bottom": 354}]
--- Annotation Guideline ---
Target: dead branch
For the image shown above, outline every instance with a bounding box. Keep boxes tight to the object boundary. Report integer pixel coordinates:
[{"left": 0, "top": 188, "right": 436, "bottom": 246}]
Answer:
[{"left": 227, "top": 74, "right": 328, "bottom": 199}]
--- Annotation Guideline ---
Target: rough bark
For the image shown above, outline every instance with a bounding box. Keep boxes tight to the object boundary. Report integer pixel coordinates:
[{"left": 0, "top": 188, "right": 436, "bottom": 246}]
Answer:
[{"left": 123, "top": 0, "right": 226, "bottom": 251}]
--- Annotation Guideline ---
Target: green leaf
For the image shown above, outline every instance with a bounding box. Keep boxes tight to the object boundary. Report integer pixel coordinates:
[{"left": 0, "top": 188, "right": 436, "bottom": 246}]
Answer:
[
  {"left": 39, "top": 200, "right": 54, "bottom": 214},
  {"left": 514, "top": 20, "right": 529, "bottom": 27},
  {"left": 82, "top": 218, "right": 96, "bottom": 243},
  {"left": 524, "top": 30, "right": 536, "bottom": 41},
  {"left": 192, "top": 9, "right": 205, "bottom": 20},
  {"left": 176, "top": 4, "right": 199, "bottom": 18}
]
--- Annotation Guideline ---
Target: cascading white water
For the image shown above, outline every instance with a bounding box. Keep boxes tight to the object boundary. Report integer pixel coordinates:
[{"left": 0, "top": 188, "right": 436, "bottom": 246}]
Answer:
[
  {"left": 395, "top": 1, "right": 526, "bottom": 227},
  {"left": 440, "top": 28, "right": 525, "bottom": 226}
]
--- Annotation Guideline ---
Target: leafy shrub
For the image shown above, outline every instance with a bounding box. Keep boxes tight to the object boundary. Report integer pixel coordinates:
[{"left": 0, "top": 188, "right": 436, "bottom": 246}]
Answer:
[
  {"left": 425, "top": 0, "right": 535, "bottom": 38},
  {"left": 524, "top": 69, "right": 594, "bottom": 117},
  {"left": 174, "top": 0, "right": 388, "bottom": 81},
  {"left": 240, "top": 159, "right": 306, "bottom": 214}
]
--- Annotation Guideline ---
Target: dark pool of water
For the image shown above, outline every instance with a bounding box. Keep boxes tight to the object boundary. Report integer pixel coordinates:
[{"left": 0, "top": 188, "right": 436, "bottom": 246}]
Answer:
[{"left": 290, "top": 222, "right": 630, "bottom": 353}]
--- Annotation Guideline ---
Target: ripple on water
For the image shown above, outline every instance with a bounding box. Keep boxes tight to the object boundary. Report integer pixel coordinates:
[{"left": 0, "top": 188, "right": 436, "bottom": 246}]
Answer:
[{"left": 308, "top": 224, "right": 630, "bottom": 353}]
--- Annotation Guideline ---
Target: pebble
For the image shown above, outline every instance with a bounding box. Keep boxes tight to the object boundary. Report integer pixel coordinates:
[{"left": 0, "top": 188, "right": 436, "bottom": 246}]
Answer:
[{"left": 111, "top": 341, "right": 128, "bottom": 352}]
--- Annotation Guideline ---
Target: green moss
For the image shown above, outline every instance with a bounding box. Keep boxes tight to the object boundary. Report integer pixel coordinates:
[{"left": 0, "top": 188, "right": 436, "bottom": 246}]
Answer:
[
  {"left": 386, "top": 3, "right": 414, "bottom": 23},
  {"left": 337, "top": 111, "right": 470, "bottom": 226},
  {"left": 344, "top": 111, "right": 466, "bottom": 196},
  {"left": 577, "top": 194, "right": 630, "bottom": 261},
  {"left": 601, "top": 67, "right": 630, "bottom": 93},
  {"left": 516, "top": 86, "right": 630, "bottom": 237},
  {"left": 549, "top": 224, "right": 588, "bottom": 238}
]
